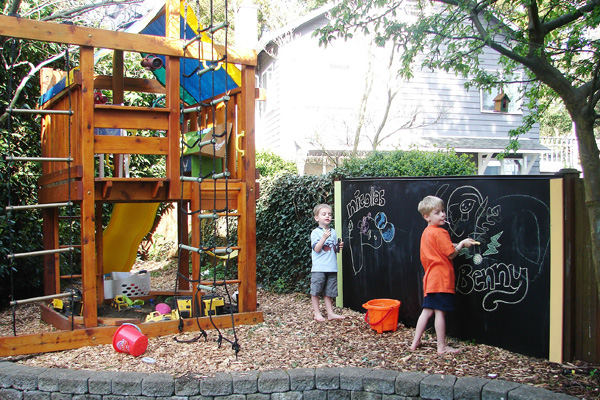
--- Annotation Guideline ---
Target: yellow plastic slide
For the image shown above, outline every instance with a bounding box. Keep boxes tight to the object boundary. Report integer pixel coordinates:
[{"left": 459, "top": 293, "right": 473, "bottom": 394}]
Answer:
[{"left": 103, "top": 203, "right": 160, "bottom": 274}]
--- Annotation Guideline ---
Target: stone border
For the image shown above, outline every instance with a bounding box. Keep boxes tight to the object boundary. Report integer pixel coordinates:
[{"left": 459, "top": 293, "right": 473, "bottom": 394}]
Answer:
[{"left": 0, "top": 362, "right": 576, "bottom": 399}]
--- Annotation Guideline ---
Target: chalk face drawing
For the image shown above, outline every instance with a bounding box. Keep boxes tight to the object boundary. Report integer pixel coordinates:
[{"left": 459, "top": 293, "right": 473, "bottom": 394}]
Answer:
[
  {"left": 437, "top": 184, "right": 550, "bottom": 312},
  {"left": 345, "top": 188, "right": 396, "bottom": 275}
]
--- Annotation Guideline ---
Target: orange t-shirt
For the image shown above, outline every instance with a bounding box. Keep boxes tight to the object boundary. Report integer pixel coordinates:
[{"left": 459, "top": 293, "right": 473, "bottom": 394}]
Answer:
[{"left": 420, "top": 225, "right": 456, "bottom": 296}]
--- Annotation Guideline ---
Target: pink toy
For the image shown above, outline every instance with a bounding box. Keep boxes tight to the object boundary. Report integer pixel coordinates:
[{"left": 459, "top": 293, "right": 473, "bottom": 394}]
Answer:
[{"left": 155, "top": 303, "right": 171, "bottom": 315}]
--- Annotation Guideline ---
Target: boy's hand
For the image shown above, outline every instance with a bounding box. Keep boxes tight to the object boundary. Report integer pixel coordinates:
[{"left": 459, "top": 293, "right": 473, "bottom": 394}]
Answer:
[
  {"left": 323, "top": 229, "right": 331, "bottom": 239},
  {"left": 460, "top": 238, "right": 479, "bottom": 248}
]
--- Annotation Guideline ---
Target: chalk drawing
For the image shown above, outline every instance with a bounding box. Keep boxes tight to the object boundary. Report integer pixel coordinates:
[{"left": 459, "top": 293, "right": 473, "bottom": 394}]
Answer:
[
  {"left": 436, "top": 184, "right": 549, "bottom": 311},
  {"left": 345, "top": 187, "right": 395, "bottom": 275}
]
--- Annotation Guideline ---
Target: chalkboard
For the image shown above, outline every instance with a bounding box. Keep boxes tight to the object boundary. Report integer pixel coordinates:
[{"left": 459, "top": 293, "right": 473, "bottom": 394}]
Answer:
[{"left": 340, "top": 176, "right": 553, "bottom": 358}]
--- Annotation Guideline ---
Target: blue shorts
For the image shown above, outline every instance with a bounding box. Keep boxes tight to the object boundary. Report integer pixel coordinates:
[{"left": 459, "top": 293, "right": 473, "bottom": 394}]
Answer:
[
  {"left": 310, "top": 272, "right": 338, "bottom": 298},
  {"left": 423, "top": 292, "right": 455, "bottom": 312}
]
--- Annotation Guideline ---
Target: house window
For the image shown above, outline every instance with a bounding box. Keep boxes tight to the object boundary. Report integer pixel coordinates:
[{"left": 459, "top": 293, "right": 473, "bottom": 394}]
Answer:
[
  {"left": 480, "top": 72, "right": 523, "bottom": 114},
  {"left": 260, "top": 64, "right": 274, "bottom": 114}
]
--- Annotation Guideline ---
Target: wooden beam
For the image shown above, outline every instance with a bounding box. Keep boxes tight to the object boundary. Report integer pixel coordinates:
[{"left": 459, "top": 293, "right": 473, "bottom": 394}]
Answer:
[
  {"left": 0, "top": 312, "right": 263, "bottom": 356},
  {"left": 94, "top": 105, "right": 170, "bottom": 130},
  {"left": 94, "top": 136, "right": 169, "bottom": 155},
  {"left": 0, "top": 15, "right": 257, "bottom": 66}
]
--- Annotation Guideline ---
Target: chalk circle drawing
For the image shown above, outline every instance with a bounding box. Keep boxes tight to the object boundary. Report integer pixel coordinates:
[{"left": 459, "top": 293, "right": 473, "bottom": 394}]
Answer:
[
  {"left": 436, "top": 184, "right": 549, "bottom": 312},
  {"left": 347, "top": 210, "right": 396, "bottom": 275}
]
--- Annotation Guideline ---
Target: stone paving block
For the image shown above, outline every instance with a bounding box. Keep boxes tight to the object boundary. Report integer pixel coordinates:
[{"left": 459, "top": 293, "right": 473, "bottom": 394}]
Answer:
[
  {"left": 316, "top": 368, "right": 343, "bottom": 390},
  {"left": 272, "top": 390, "right": 303, "bottom": 400},
  {"left": 304, "top": 389, "right": 327, "bottom": 400},
  {"left": 49, "top": 393, "right": 72, "bottom": 400},
  {"left": 232, "top": 370, "right": 260, "bottom": 394},
  {"left": 0, "top": 387, "right": 23, "bottom": 400},
  {"left": 258, "top": 369, "right": 290, "bottom": 393},
  {"left": 142, "top": 372, "right": 175, "bottom": 396},
  {"left": 0, "top": 362, "right": 17, "bottom": 388},
  {"left": 156, "top": 397, "right": 189, "bottom": 400},
  {"left": 111, "top": 371, "right": 148, "bottom": 395},
  {"left": 38, "top": 368, "right": 71, "bottom": 392},
  {"left": 352, "top": 390, "right": 382, "bottom": 400},
  {"left": 508, "top": 385, "right": 579, "bottom": 399},
  {"left": 246, "top": 393, "right": 271, "bottom": 400},
  {"left": 363, "top": 369, "right": 398, "bottom": 394},
  {"left": 189, "top": 395, "right": 215, "bottom": 400},
  {"left": 175, "top": 372, "right": 202, "bottom": 396},
  {"left": 87, "top": 371, "right": 113, "bottom": 395},
  {"left": 288, "top": 368, "right": 315, "bottom": 391},
  {"left": 219, "top": 394, "right": 248, "bottom": 400},
  {"left": 482, "top": 379, "right": 521, "bottom": 400},
  {"left": 395, "top": 372, "right": 427, "bottom": 397},
  {"left": 381, "top": 394, "right": 405, "bottom": 400},
  {"left": 454, "top": 376, "right": 489, "bottom": 400},
  {"left": 420, "top": 374, "right": 456, "bottom": 400},
  {"left": 6, "top": 364, "right": 46, "bottom": 391},
  {"left": 327, "top": 389, "right": 351, "bottom": 400},
  {"left": 72, "top": 395, "right": 102, "bottom": 400},
  {"left": 201, "top": 372, "right": 234, "bottom": 396},
  {"left": 24, "top": 390, "right": 51, "bottom": 400},
  {"left": 58, "top": 369, "right": 92, "bottom": 394},
  {"left": 340, "top": 367, "right": 367, "bottom": 391}
]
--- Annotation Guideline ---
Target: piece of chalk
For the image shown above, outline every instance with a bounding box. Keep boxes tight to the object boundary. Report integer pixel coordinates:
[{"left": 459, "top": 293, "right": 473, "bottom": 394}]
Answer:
[{"left": 472, "top": 241, "right": 480, "bottom": 245}]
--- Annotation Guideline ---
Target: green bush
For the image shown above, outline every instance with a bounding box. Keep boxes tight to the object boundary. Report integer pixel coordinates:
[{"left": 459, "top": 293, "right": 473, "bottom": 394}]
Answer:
[
  {"left": 330, "top": 149, "right": 477, "bottom": 178},
  {"left": 256, "top": 150, "right": 298, "bottom": 177},
  {"left": 256, "top": 149, "right": 476, "bottom": 293}
]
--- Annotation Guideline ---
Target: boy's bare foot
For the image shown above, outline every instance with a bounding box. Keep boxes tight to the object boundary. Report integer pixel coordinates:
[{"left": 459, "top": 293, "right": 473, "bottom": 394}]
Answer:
[
  {"left": 409, "top": 342, "right": 421, "bottom": 351},
  {"left": 327, "top": 314, "right": 346, "bottom": 320},
  {"left": 437, "top": 346, "right": 461, "bottom": 355},
  {"left": 314, "top": 314, "right": 326, "bottom": 322}
]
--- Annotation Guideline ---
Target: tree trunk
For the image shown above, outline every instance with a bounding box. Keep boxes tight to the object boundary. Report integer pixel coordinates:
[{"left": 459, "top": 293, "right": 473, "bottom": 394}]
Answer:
[{"left": 573, "top": 113, "right": 600, "bottom": 300}]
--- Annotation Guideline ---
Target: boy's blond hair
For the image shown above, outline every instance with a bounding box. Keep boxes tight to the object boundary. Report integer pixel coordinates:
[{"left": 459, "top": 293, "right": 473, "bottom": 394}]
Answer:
[
  {"left": 313, "top": 203, "right": 332, "bottom": 217},
  {"left": 418, "top": 195, "right": 444, "bottom": 217}
]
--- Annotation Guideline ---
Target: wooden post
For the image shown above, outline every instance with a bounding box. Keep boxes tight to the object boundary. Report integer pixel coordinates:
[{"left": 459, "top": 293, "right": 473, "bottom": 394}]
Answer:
[
  {"left": 165, "top": 0, "right": 180, "bottom": 199},
  {"left": 237, "top": 65, "right": 257, "bottom": 313},
  {"left": 42, "top": 208, "right": 59, "bottom": 295},
  {"left": 111, "top": 50, "right": 124, "bottom": 105},
  {"left": 79, "top": 46, "right": 98, "bottom": 326}
]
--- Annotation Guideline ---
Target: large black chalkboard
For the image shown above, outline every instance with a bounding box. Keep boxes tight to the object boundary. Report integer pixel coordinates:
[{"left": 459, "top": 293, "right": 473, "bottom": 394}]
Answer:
[{"left": 339, "top": 176, "right": 553, "bottom": 358}]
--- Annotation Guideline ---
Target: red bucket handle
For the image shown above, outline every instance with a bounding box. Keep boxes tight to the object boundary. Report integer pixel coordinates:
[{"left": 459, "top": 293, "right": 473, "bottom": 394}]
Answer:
[{"left": 364, "top": 307, "right": 395, "bottom": 326}]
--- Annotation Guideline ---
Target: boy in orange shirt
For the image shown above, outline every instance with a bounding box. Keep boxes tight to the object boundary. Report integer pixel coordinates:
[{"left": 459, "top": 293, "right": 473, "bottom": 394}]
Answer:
[{"left": 410, "top": 195, "right": 478, "bottom": 354}]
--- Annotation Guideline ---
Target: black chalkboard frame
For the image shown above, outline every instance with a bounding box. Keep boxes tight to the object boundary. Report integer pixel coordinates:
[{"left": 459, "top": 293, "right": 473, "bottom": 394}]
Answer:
[{"left": 333, "top": 176, "right": 564, "bottom": 360}]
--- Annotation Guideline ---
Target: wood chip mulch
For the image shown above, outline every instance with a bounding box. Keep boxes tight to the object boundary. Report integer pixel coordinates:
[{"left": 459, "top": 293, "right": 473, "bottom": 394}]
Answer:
[{"left": 0, "top": 262, "right": 597, "bottom": 399}]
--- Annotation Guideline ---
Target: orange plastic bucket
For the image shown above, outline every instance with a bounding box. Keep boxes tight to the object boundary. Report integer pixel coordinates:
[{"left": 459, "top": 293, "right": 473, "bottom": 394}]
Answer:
[
  {"left": 112, "top": 323, "right": 148, "bottom": 357},
  {"left": 363, "top": 299, "right": 401, "bottom": 333}
]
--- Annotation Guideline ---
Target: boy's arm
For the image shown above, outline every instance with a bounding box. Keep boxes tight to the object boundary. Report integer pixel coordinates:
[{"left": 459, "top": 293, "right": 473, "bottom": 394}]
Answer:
[
  {"left": 448, "top": 238, "right": 478, "bottom": 259},
  {"left": 313, "top": 229, "right": 330, "bottom": 253}
]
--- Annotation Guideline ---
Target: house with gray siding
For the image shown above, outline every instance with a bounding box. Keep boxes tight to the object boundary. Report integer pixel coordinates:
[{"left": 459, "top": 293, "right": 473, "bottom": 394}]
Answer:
[{"left": 253, "top": 4, "right": 547, "bottom": 175}]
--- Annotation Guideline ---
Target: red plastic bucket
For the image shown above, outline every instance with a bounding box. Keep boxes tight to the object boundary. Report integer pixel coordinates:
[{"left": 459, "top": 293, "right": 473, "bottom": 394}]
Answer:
[
  {"left": 112, "top": 323, "right": 148, "bottom": 356},
  {"left": 362, "top": 299, "right": 401, "bottom": 334}
]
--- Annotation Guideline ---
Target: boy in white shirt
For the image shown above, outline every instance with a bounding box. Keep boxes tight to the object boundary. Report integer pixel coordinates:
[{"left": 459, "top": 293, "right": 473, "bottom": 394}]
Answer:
[{"left": 310, "top": 204, "right": 345, "bottom": 321}]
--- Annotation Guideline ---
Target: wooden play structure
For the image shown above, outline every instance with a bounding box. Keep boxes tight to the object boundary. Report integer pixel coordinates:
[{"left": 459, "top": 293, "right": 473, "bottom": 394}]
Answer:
[{"left": 0, "top": 0, "right": 263, "bottom": 356}]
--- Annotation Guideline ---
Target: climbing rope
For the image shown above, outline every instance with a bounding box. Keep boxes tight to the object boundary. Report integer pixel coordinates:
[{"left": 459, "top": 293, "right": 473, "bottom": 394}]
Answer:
[{"left": 174, "top": 0, "right": 239, "bottom": 356}]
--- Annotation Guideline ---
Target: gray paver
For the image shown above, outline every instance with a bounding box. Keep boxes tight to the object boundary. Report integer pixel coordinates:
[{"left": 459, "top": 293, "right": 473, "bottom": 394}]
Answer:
[{"left": 420, "top": 374, "right": 456, "bottom": 400}]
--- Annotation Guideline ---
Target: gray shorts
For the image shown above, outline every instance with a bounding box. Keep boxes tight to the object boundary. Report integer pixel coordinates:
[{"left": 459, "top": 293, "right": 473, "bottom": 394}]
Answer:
[{"left": 310, "top": 272, "right": 338, "bottom": 298}]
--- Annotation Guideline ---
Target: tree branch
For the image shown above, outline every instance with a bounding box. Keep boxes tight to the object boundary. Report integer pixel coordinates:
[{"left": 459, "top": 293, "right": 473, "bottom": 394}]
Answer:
[
  {"left": 0, "top": 49, "right": 72, "bottom": 125},
  {"left": 542, "top": 0, "right": 600, "bottom": 34}
]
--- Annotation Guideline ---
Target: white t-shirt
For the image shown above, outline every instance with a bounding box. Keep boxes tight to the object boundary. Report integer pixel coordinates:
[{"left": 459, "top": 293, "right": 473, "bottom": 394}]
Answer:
[{"left": 311, "top": 227, "right": 338, "bottom": 273}]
